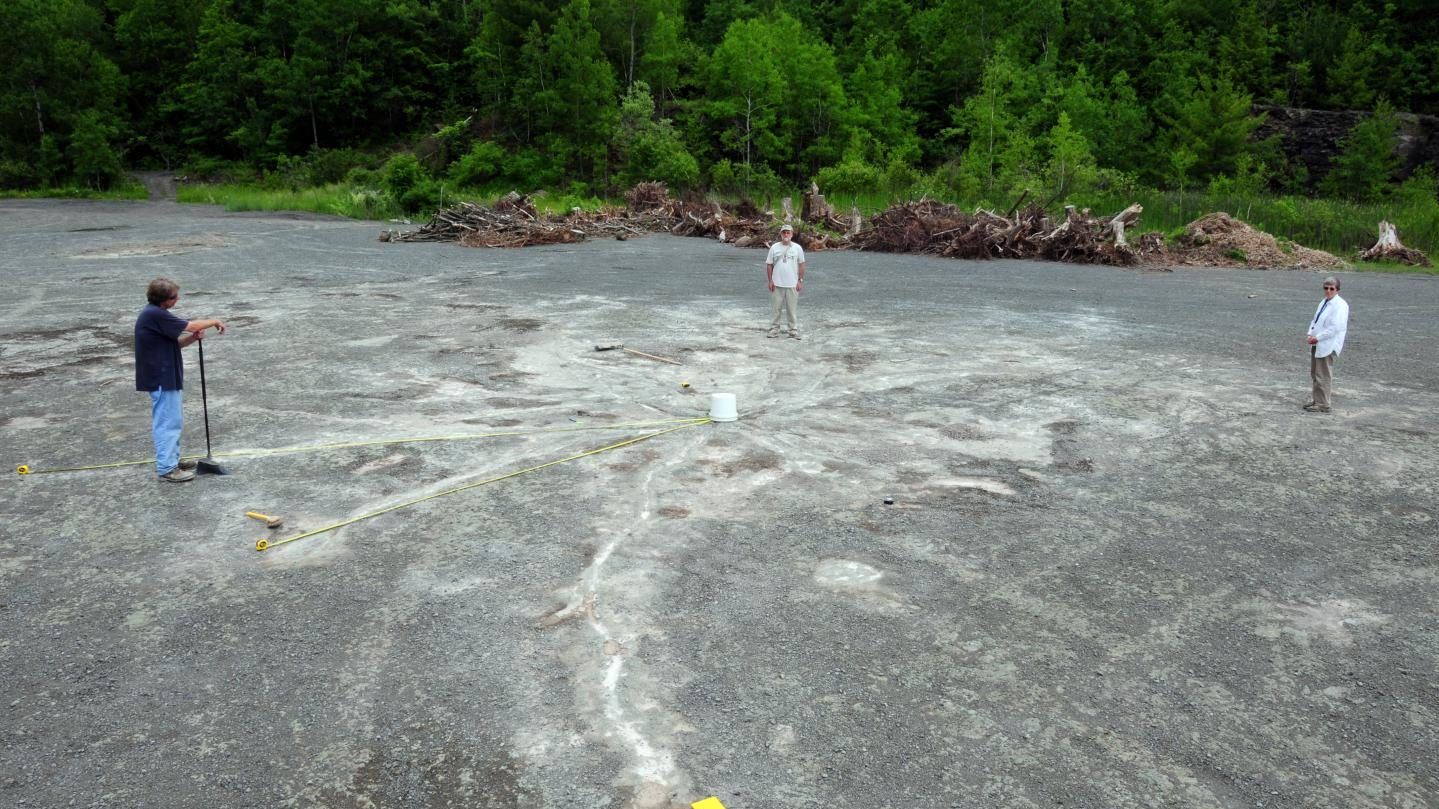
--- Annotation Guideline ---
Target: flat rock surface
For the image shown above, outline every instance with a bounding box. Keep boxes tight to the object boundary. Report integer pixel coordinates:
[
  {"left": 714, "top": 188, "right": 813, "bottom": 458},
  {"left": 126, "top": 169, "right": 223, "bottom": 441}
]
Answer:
[{"left": 1, "top": 199, "right": 1436, "bottom": 809}]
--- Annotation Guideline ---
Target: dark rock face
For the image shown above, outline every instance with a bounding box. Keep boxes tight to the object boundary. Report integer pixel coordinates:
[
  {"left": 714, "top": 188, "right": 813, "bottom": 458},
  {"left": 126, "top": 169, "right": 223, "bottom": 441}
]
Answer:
[{"left": 1254, "top": 105, "right": 1439, "bottom": 188}]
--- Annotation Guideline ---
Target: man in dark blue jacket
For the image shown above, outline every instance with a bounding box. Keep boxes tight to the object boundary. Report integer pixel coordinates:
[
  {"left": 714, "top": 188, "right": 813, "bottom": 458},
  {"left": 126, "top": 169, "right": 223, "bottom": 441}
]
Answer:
[{"left": 134, "top": 278, "right": 226, "bottom": 482}]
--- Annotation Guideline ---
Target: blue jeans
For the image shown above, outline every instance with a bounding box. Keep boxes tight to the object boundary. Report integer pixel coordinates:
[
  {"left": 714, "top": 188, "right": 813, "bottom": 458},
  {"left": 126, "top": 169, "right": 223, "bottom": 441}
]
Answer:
[{"left": 150, "top": 388, "right": 183, "bottom": 475}]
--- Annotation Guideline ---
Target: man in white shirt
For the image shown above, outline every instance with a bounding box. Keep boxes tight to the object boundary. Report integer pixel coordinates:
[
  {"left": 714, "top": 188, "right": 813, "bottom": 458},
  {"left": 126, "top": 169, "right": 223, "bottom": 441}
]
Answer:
[
  {"left": 765, "top": 223, "right": 806, "bottom": 339},
  {"left": 1304, "top": 276, "right": 1349, "bottom": 413}
]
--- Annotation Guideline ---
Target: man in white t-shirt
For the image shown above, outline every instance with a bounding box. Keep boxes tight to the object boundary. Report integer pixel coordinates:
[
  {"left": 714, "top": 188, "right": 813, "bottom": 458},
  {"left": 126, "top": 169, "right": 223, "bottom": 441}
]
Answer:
[{"left": 765, "top": 223, "right": 806, "bottom": 339}]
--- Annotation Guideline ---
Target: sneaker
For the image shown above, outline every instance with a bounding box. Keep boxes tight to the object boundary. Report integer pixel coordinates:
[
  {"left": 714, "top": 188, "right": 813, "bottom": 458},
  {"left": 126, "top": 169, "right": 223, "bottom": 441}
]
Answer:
[
  {"left": 159, "top": 467, "right": 196, "bottom": 482},
  {"left": 177, "top": 458, "right": 198, "bottom": 470},
  {"left": 766, "top": 330, "right": 780, "bottom": 338},
  {"left": 788, "top": 331, "right": 801, "bottom": 340},
  {"left": 1303, "top": 403, "right": 1331, "bottom": 413}
]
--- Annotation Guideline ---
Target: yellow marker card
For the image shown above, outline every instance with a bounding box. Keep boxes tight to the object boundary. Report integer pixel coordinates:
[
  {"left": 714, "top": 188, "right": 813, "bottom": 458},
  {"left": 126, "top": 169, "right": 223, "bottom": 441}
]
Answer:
[{"left": 691, "top": 799, "right": 726, "bottom": 809}]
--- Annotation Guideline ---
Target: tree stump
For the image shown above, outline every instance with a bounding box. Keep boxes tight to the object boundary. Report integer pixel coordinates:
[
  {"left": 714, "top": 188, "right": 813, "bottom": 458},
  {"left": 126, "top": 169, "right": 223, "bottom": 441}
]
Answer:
[
  {"left": 1359, "top": 221, "right": 1432, "bottom": 266},
  {"left": 1105, "top": 203, "right": 1143, "bottom": 248},
  {"left": 802, "top": 181, "right": 835, "bottom": 224}
]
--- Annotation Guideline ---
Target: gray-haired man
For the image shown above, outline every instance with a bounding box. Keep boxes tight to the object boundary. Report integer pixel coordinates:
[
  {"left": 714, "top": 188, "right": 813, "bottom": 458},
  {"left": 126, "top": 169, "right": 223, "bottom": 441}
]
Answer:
[
  {"left": 765, "top": 224, "right": 806, "bottom": 339},
  {"left": 1304, "top": 276, "right": 1349, "bottom": 413}
]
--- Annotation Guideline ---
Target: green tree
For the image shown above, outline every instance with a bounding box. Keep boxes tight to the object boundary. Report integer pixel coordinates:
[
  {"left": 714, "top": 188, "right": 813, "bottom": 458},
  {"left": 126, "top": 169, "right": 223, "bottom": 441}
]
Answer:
[
  {"left": 1158, "top": 74, "right": 1265, "bottom": 184},
  {"left": 845, "top": 41, "right": 920, "bottom": 166},
  {"left": 703, "top": 13, "right": 850, "bottom": 179},
  {"left": 944, "top": 48, "right": 1043, "bottom": 198},
  {"left": 0, "top": 0, "right": 124, "bottom": 185},
  {"left": 616, "top": 81, "right": 699, "bottom": 188},
  {"left": 176, "top": 1, "right": 267, "bottom": 160},
  {"left": 108, "top": 0, "right": 206, "bottom": 168},
  {"left": 636, "top": 10, "right": 692, "bottom": 113},
  {"left": 1044, "top": 112, "right": 1097, "bottom": 200},
  {"left": 1327, "top": 26, "right": 1379, "bottom": 109},
  {"left": 538, "top": 0, "right": 619, "bottom": 185},
  {"left": 1043, "top": 67, "right": 1150, "bottom": 175},
  {"left": 69, "top": 110, "right": 124, "bottom": 188},
  {"left": 1320, "top": 100, "right": 1401, "bottom": 201},
  {"left": 591, "top": 0, "right": 681, "bottom": 88},
  {"left": 1215, "top": 0, "right": 1278, "bottom": 100}
]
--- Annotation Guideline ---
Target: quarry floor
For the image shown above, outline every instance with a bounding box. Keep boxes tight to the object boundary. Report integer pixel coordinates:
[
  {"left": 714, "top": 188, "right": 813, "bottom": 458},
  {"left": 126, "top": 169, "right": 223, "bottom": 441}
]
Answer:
[{"left": 1, "top": 198, "right": 1436, "bottom": 809}]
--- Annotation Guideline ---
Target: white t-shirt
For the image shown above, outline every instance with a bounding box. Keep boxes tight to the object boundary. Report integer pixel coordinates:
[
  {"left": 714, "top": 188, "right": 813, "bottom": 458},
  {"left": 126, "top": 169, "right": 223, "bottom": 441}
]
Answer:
[{"left": 766, "top": 241, "right": 806, "bottom": 288}]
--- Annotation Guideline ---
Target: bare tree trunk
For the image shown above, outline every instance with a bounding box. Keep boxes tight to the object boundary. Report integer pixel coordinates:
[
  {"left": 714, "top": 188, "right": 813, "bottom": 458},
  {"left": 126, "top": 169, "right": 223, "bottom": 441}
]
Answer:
[
  {"left": 742, "top": 93, "right": 755, "bottom": 172},
  {"left": 627, "top": 7, "right": 637, "bottom": 87},
  {"left": 31, "top": 81, "right": 45, "bottom": 137}
]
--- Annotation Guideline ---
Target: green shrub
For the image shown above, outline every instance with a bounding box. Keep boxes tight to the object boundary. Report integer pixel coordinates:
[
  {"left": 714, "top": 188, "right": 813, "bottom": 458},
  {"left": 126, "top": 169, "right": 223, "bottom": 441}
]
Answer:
[
  {"left": 815, "top": 158, "right": 880, "bottom": 196},
  {"left": 344, "top": 166, "right": 382, "bottom": 188},
  {"left": 382, "top": 153, "right": 427, "bottom": 199},
  {"left": 449, "top": 141, "right": 507, "bottom": 188},
  {"left": 0, "top": 159, "right": 39, "bottom": 189},
  {"left": 881, "top": 158, "right": 923, "bottom": 195},
  {"left": 623, "top": 132, "right": 700, "bottom": 190},
  {"left": 709, "top": 159, "right": 738, "bottom": 195},
  {"left": 305, "top": 148, "right": 371, "bottom": 186},
  {"left": 504, "top": 148, "right": 562, "bottom": 190},
  {"left": 183, "top": 158, "right": 257, "bottom": 183},
  {"left": 399, "top": 179, "right": 442, "bottom": 214}
]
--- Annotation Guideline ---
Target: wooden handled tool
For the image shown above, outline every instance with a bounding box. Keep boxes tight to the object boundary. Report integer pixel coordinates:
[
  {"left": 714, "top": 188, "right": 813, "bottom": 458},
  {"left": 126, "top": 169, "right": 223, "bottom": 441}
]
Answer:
[
  {"left": 245, "top": 511, "right": 284, "bottom": 529},
  {"left": 593, "top": 343, "right": 681, "bottom": 365}
]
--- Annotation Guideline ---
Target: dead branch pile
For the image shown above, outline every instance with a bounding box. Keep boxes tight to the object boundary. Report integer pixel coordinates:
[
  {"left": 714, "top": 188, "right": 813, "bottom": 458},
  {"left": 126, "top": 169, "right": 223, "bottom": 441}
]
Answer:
[
  {"left": 849, "top": 200, "right": 969, "bottom": 253},
  {"left": 625, "top": 181, "right": 671, "bottom": 212},
  {"left": 850, "top": 201, "right": 1155, "bottom": 265},
  {"left": 384, "top": 184, "right": 1300, "bottom": 268},
  {"left": 1171, "top": 212, "right": 1348, "bottom": 269},
  {"left": 1358, "top": 220, "right": 1431, "bottom": 266},
  {"left": 379, "top": 198, "right": 579, "bottom": 247}
]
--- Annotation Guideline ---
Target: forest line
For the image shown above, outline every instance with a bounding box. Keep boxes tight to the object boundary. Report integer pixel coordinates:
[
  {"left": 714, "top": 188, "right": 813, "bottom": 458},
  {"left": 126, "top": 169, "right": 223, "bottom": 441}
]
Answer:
[{"left": 3, "top": 1, "right": 1437, "bottom": 257}]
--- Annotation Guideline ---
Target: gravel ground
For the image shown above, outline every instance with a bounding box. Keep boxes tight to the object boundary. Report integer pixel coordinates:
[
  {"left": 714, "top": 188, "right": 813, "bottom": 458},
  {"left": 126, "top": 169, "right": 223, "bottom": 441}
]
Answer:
[{"left": 1, "top": 198, "right": 1436, "bottom": 809}]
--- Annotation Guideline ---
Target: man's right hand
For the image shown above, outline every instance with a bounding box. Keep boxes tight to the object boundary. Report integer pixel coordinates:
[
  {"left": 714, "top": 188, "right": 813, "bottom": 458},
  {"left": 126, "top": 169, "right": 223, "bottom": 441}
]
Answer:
[{"left": 767, "top": 282, "right": 776, "bottom": 292}]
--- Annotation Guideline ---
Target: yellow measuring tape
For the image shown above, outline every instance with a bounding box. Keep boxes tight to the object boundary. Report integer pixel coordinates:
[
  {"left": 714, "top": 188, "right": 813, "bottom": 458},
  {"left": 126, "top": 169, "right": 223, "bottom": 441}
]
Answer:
[
  {"left": 255, "top": 419, "right": 709, "bottom": 552},
  {"left": 15, "top": 417, "right": 709, "bottom": 476}
]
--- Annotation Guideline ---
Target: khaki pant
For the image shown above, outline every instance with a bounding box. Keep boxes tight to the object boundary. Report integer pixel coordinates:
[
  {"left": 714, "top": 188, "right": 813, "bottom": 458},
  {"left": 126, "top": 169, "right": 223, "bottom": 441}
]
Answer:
[
  {"left": 1310, "top": 347, "right": 1336, "bottom": 407},
  {"left": 769, "top": 287, "right": 799, "bottom": 333}
]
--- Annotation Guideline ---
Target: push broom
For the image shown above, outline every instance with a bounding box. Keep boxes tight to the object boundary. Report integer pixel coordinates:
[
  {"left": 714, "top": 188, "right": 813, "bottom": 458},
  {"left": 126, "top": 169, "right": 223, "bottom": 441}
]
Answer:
[{"left": 194, "top": 338, "right": 230, "bottom": 475}]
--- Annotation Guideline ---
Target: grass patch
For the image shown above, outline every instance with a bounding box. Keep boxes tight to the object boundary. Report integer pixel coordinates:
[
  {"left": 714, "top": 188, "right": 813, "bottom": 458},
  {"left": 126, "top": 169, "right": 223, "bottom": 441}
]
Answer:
[
  {"left": 1349, "top": 259, "right": 1439, "bottom": 275},
  {"left": 177, "top": 183, "right": 402, "bottom": 219},
  {"left": 0, "top": 184, "right": 148, "bottom": 201},
  {"left": 177, "top": 182, "right": 616, "bottom": 221}
]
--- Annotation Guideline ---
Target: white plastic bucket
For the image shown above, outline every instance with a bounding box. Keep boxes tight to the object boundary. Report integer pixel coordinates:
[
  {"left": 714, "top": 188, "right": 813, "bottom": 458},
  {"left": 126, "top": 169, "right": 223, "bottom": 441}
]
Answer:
[{"left": 708, "top": 392, "right": 738, "bottom": 422}]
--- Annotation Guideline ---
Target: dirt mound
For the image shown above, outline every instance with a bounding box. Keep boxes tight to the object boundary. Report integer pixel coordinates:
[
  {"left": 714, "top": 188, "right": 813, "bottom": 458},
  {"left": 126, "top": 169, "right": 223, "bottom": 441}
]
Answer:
[{"left": 1171, "top": 212, "right": 1348, "bottom": 269}]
